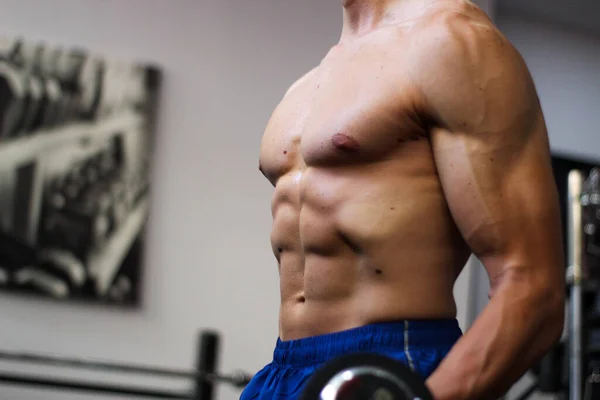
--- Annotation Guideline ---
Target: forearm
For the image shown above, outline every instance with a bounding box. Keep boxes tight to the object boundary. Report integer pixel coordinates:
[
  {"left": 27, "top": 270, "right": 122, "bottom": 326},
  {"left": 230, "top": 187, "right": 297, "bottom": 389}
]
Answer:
[{"left": 426, "top": 279, "right": 564, "bottom": 400}]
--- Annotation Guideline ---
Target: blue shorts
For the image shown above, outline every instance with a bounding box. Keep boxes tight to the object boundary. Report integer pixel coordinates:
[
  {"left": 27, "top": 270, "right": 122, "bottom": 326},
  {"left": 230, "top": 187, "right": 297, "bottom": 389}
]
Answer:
[{"left": 240, "top": 319, "right": 462, "bottom": 400}]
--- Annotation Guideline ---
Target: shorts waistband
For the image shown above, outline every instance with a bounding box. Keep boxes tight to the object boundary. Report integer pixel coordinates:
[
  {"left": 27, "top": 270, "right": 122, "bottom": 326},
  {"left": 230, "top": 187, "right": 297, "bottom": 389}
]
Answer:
[{"left": 273, "top": 319, "right": 461, "bottom": 367}]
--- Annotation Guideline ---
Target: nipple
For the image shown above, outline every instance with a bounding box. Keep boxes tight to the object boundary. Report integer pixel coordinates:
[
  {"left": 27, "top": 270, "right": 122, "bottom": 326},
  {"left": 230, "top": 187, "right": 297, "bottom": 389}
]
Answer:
[{"left": 331, "top": 133, "right": 360, "bottom": 152}]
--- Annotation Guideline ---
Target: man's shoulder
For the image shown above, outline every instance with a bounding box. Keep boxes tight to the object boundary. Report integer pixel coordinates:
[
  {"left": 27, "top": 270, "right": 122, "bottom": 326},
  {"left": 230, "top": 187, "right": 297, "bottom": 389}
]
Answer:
[
  {"left": 405, "top": 1, "right": 527, "bottom": 96},
  {"left": 407, "top": 2, "right": 538, "bottom": 134},
  {"left": 283, "top": 67, "right": 319, "bottom": 99}
]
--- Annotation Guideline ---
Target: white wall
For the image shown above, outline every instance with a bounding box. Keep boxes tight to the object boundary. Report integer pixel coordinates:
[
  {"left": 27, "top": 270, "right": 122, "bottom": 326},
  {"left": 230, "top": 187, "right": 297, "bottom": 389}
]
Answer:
[
  {"left": 499, "top": 15, "right": 600, "bottom": 159},
  {"left": 477, "top": 0, "right": 497, "bottom": 21},
  {"left": 0, "top": 1, "right": 492, "bottom": 399},
  {"left": 496, "top": 12, "right": 600, "bottom": 400}
]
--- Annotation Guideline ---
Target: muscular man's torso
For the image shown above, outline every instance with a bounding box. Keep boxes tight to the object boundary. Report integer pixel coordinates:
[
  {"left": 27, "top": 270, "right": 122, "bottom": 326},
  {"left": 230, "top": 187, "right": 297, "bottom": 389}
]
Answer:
[{"left": 260, "top": 2, "right": 484, "bottom": 340}]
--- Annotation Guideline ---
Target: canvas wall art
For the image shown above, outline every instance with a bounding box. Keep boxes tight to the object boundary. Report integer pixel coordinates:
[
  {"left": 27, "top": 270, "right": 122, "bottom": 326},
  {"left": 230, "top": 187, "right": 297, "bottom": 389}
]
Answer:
[{"left": 0, "top": 36, "right": 161, "bottom": 307}]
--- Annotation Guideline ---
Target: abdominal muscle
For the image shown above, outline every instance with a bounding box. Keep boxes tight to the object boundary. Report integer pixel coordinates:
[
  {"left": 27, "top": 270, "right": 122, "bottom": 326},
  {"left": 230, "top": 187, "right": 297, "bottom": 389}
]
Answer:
[{"left": 272, "top": 158, "right": 471, "bottom": 341}]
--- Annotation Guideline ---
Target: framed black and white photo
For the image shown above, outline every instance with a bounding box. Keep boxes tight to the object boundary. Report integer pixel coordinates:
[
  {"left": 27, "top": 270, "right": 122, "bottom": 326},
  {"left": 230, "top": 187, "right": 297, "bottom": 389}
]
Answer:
[{"left": 0, "top": 36, "right": 161, "bottom": 307}]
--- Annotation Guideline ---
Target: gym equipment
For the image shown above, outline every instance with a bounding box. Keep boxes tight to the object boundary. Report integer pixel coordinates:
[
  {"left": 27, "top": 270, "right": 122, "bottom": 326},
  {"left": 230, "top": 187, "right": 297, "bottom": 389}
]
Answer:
[
  {"left": 96, "top": 61, "right": 119, "bottom": 118},
  {"left": 568, "top": 167, "right": 600, "bottom": 400},
  {"left": 38, "top": 139, "right": 129, "bottom": 257},
  {"left": 37, "top": 46, "right": 65, "bottom": 128},
  {"left": 54, "top": 49, "right": 87, "bottom": 124},
  {"left": 38, "top": 248, "right": 87, "bottom": 288},
  {"left": 0, "top": 331, "right": 252, "bottom": 399},
  {"left": 12, "top": 40, "right": 45, "bottom": 134},
  {"left": 0, "top": 37, "right": 28, "bottom": 138},
  {"left": 568, "top": 170, "right": 585, "bottom": 400},
  {"left": 300, "top": 353, "right": 433, "bottom": 400},
  {"left": 0, "top": 231, "right": 74, "bottom": 298},
  {"left": 582, "top": 169, "right": 600, "bottom": 281},
  {"left": 514, "top": 156, "right": 600, "bottom": 400},
  {"left": 77, "top": 54, "right": 104, "bottom": 120},
  {"left": 0, "top": 230, "right": 39, "bottom": 270},
  {"left": 584, "top": 362, "right": 600, "bottom": 400},
  {"left": 33, "top": 44, "right": 62, "bottom": 129},
  {"left": 40, "top": 188, "right": 104, "bottom": 257},
  {"left": 14, "top": 266, "right": 69, "bottom": 299}
]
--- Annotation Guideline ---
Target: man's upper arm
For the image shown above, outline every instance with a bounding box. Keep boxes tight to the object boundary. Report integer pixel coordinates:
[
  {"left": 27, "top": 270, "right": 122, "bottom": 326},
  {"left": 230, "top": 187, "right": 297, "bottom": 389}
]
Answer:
[{"left": 418, "top": 15, "right": 564, "bottom": 294}]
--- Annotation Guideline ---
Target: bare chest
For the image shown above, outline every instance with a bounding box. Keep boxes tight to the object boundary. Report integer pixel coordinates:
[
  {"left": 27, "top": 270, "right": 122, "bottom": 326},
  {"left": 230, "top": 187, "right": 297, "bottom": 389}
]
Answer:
[{"left": 259, "top": 51, "right": 428, "bottom": 183}]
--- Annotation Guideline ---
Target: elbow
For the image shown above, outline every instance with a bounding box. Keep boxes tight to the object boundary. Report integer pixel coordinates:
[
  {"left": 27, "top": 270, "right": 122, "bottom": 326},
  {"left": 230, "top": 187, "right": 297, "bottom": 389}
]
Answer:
[
  {"left": 502, "top": 275, "right": 565, "bottom": 347},
  {"left": 491, "top": 263, "right": 565, "bottom": 347}
]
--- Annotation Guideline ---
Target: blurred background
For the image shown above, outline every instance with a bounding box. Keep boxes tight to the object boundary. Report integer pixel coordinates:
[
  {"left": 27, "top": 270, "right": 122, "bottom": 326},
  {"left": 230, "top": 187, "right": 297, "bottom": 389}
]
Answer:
[{"left": 0, "top": 0, "right": 596, "bottom": 399}]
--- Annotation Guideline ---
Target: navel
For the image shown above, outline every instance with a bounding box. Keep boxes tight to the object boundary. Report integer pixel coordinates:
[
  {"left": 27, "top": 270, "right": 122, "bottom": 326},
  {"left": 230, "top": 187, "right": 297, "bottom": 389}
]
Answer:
[{"left": 331, "top": 133, "right": 360, "bottom": 152}]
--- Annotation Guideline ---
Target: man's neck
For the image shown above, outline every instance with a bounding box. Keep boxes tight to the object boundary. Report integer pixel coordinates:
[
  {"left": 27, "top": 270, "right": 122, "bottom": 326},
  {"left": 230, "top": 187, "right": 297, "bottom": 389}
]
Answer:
[{"left": 340, "top": 0, "right": 432, "bottom": 40}]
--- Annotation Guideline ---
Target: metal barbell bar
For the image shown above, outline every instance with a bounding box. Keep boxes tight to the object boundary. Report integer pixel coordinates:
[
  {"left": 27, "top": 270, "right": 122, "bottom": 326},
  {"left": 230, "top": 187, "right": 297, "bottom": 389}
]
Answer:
[{"left": 0, "top": 349, "right": 251, "bottom": 388}]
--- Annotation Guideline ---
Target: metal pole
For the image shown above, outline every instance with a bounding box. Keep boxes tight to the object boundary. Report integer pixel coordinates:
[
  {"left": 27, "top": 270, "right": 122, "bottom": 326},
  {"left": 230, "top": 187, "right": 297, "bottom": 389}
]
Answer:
[
  {"left": 568, "top": 170, "right": 584, "bottom": 400},
  {"left": 0, "top": 350, "right": 196, "bottom": 378},
  {"left": 0, "top": 348, "right": 250, "bottom": 387},
  {"left": 0, "top": 372, "right": 191, "bottom": 399},
  {"left": 195, "top": 331, "right": 220, "bottom": 400},
  {"left": 512, "top": 382, "right": 539, "bottom": 400}
]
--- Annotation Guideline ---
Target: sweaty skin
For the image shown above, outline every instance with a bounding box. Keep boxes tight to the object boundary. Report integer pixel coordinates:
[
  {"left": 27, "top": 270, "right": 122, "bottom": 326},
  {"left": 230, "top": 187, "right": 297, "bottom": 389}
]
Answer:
[{"left": 258, "top": 1, "right": 564, "bottom": 399}]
